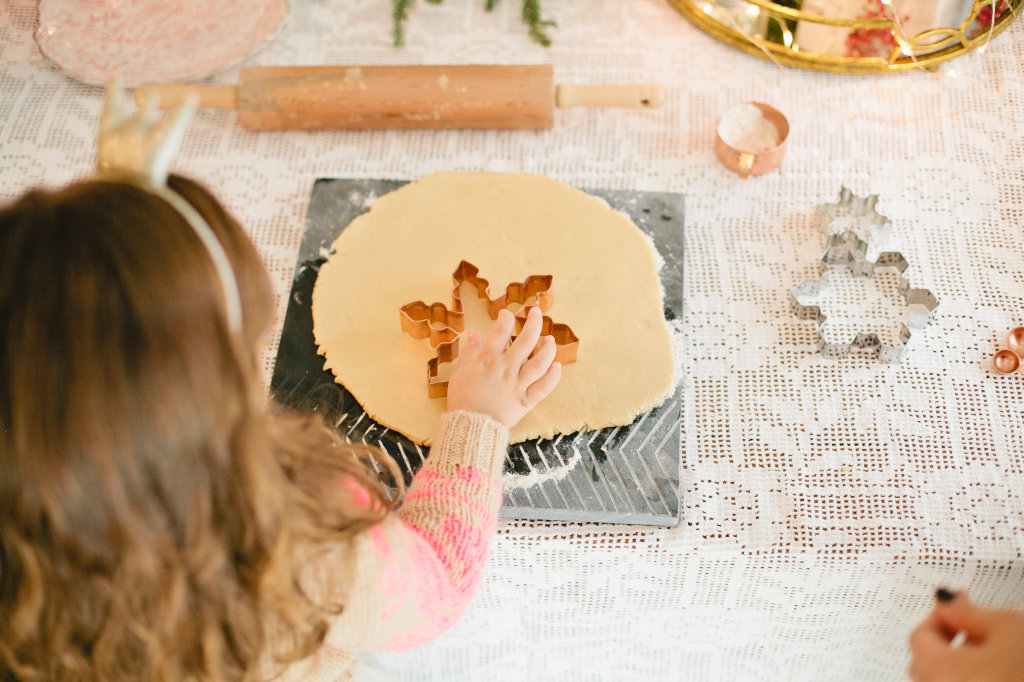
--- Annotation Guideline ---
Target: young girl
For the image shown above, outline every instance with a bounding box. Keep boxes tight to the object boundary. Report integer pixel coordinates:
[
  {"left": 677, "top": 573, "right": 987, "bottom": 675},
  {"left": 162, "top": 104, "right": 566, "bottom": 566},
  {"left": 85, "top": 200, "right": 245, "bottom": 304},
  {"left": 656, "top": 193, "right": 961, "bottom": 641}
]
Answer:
[{"left": 0, "top": 90, "right": 562, "bottom": 681}]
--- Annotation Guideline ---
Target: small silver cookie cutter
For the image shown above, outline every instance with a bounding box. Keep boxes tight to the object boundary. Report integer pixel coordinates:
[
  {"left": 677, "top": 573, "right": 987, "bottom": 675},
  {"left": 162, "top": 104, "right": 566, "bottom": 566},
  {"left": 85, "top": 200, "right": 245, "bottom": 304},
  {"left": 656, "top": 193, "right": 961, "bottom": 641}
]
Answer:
[{"left": 791, "top": 187, "right": 939, "bottom": 363}]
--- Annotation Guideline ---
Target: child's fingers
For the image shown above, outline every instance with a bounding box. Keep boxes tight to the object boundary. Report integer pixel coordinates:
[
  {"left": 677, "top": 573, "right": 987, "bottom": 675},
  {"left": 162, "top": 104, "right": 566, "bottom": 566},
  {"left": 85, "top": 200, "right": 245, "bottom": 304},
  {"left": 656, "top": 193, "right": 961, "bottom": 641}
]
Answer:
[
  {"left": 518, "top": 335, "right": 557, "bottom": 387},
  {"left": 453, "top": 329, "right": 483, "bottom": 367},
  {"left": 524, "top": 361, "right": 562, "bottom": 406},
  {"left": 484, "top": 309, "right": 515, "bottom": 357},
  {"left": 507, "top": 306, "right": 543, "bottom": 366}
]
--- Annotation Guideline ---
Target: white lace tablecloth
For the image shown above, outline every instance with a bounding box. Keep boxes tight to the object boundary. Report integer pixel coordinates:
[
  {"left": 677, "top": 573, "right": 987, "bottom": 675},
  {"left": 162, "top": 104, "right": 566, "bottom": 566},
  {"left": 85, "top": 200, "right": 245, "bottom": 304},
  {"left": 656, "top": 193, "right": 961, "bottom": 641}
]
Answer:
[{"left": 3, "top": 1, "right": 1024, "bottom": 679}]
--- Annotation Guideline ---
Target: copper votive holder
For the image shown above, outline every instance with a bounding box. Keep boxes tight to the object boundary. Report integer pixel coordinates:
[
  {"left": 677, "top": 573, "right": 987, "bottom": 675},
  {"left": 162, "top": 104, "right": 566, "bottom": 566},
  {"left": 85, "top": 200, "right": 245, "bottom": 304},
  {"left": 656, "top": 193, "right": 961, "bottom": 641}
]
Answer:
[{"left": 715, "top": 101, "right": 790, "bottom": 179}]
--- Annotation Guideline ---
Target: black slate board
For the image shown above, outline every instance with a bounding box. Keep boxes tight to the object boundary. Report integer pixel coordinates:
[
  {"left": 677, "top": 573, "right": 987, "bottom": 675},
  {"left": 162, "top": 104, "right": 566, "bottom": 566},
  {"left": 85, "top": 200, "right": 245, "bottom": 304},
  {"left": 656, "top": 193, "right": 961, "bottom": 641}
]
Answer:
[{"left": 270, "top": 178, "right": 684, "bottom": 526}]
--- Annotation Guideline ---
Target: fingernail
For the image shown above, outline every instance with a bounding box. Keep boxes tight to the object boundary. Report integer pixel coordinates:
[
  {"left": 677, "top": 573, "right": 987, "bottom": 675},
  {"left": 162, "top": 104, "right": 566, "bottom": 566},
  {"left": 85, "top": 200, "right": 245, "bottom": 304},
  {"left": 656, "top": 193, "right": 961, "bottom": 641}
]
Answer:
[{"left": 936, "top": 587, "right": 955, "bottom": 602}]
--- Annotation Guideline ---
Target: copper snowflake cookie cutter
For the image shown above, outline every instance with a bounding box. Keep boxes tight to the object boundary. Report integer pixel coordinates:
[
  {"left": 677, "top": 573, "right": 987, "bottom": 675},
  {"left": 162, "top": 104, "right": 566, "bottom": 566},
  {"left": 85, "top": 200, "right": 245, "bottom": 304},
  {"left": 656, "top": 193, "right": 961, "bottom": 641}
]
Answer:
[{"left": 399, "top": 260, "right": 580, "bottom": 398}]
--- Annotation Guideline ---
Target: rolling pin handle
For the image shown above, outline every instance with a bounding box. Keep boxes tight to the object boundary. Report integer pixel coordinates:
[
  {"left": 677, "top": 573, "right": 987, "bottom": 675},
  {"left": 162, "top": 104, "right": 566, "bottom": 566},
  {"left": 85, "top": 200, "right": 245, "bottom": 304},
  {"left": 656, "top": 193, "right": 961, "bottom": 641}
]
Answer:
[
  {"left": 134, "top": 84, "right": 238, "bottom": 110},
  {"left": 555, "top": 84, "right": 665, "bottom": 109}
]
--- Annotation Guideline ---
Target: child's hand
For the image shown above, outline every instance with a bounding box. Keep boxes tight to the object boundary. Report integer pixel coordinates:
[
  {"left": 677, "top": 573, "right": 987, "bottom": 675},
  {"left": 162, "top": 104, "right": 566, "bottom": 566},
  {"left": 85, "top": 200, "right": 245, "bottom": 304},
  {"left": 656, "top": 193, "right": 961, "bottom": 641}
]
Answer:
[
  {"left": 909, "top": 590, "right": 1024, "bottom": 682},
  {"left": 445, "top": 306, "right": 562, "bottom": 428}
]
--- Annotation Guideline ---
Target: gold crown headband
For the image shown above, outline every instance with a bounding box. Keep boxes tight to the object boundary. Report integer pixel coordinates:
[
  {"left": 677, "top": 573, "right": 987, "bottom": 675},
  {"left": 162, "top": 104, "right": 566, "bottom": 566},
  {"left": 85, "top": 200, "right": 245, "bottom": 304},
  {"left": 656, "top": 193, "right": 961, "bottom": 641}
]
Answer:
[{"left": 95, "top": 77, "right": 243, "bottom": 334}]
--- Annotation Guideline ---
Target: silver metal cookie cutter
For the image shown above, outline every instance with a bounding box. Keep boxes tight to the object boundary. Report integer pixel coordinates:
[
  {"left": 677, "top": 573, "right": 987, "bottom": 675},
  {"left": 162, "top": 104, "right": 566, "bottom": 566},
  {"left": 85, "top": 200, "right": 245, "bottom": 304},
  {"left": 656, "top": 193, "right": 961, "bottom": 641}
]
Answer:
[{"left": 791, "top": 187, "right": 939, "bottom": 363}]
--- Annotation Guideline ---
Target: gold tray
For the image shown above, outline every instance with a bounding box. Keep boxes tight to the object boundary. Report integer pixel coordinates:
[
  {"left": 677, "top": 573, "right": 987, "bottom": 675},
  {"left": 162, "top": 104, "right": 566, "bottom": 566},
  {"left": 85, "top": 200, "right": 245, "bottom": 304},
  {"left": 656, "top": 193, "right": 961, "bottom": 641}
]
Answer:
[{"left": 669, "top": 0, "right": 1021, "bottom": 73}]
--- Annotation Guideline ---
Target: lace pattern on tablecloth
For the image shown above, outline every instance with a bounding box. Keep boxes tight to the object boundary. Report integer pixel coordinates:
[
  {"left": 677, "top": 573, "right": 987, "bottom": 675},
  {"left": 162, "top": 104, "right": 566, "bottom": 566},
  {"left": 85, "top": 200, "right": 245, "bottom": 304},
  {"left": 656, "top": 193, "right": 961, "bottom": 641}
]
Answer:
[{"left": 2, "top": 1, "right": 1024, "bottom": 679}]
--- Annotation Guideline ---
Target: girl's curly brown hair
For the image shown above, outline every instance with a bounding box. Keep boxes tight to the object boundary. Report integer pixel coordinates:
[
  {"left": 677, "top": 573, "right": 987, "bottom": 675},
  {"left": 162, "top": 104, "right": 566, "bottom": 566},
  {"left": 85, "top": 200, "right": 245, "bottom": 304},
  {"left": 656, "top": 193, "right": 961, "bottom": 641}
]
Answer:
[{"left": 0, "top": 177, "right": 402, "bottom": 680}]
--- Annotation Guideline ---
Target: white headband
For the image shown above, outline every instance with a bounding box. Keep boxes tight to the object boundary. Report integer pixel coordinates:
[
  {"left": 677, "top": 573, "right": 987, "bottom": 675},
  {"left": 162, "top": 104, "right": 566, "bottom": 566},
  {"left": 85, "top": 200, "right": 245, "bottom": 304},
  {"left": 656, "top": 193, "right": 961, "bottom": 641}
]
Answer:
[
  {"left": 145, "top": 183, "right": 243, "bottom": 334},
  {"left": 95, "top": 75, "right": 243, "bottom": 335}
]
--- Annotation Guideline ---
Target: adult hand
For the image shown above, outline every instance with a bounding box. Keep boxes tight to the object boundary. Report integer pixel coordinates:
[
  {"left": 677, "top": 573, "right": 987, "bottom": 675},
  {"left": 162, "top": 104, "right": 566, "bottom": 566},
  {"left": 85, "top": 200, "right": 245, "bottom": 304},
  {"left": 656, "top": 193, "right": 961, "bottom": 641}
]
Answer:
[
  {"left": 445, "top": 306, "right": 562, "bottom": 428},
  {"left": 909, "top": 589, "right": 1024, "bottom": 682}
]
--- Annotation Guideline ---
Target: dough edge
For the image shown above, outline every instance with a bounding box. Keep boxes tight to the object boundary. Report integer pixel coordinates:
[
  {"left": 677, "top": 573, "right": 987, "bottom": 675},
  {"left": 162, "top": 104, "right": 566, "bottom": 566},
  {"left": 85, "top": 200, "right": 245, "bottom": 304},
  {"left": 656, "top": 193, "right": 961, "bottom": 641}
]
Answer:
[{"left": 311, "top": 172, "right": 676, "bottom": 446}]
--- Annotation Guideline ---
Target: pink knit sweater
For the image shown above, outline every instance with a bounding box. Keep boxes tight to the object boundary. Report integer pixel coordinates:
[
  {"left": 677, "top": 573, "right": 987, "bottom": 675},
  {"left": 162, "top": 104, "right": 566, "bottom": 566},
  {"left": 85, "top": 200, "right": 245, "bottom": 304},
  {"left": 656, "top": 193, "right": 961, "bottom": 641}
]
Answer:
[{"left": 279, "top": 410, "right": 509, "bottom": 681}]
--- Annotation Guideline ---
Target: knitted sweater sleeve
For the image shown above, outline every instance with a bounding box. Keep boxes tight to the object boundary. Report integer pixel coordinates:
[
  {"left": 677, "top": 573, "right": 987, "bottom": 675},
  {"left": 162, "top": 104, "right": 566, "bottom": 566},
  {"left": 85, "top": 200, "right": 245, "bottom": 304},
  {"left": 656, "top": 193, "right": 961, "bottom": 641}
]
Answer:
[{"left": 322, "top": 409, "right": 509, "bottom": 653}]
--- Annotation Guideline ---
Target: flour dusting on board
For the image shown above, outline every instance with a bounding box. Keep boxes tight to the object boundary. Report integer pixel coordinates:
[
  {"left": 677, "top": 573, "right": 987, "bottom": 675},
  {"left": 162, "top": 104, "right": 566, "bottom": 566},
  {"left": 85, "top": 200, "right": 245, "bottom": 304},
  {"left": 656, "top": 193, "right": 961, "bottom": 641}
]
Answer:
[
  {"left": 348, "top": 188, "right": 378, "bottom": 209},
  {"left": 503, "top": 444, "right": 582, "bottom": 490},
  {"left": 668, "top": 318, "right": 684, "bottom": 386}
]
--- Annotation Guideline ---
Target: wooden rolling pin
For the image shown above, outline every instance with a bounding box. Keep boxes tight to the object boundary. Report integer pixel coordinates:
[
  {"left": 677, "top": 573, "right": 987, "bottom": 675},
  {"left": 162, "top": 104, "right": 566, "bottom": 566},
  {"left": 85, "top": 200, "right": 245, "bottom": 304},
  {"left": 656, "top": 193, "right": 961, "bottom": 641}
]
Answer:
[{"left": 135, "top": 65, "right": 664, "bottom": 130}]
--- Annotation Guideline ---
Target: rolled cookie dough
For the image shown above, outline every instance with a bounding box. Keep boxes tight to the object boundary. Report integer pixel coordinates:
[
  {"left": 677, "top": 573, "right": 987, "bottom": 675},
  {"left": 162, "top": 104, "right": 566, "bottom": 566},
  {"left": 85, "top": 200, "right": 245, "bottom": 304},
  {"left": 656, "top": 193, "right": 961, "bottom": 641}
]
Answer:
[{"left": 312, "top": 172, "right": 674, "bottom": 445}]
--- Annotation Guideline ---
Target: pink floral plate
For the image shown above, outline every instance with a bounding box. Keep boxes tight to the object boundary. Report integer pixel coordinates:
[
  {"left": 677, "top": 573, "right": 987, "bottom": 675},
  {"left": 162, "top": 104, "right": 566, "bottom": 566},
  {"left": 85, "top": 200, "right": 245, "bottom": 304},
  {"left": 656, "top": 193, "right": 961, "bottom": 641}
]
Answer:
[{"left": 35, "top": 0, "right": 289, "bottom": 86}]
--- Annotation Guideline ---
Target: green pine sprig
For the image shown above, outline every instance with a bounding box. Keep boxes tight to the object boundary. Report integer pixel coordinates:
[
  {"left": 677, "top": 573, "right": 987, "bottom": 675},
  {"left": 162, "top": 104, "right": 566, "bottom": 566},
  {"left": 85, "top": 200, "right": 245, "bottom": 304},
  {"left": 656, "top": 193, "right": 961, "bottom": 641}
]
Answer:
[
  {"left": 391, "top": 0, "right": 554, "bottom": 47},
  {"left": 521, "top": 0, "right": 555, "bottom": 47},
  {"left": 392, "top": 0, "right": 414, "bottom": 46}
]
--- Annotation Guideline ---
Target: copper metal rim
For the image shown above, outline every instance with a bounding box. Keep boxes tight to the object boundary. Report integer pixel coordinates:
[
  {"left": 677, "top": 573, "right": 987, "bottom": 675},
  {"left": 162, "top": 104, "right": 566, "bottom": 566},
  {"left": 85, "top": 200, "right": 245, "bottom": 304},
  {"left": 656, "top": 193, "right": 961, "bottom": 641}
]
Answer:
[
  {"left": 993, "top": 348, "right": 1021, "bottom": 374},
  {"left": 399, "top": 260, "right": 580, "bottom": 398},
  {"left": 1006, "top": 326, "right": 1024, "bottom": 353},
  {"left": 992, "top": 326, "right": 1024, "bottom": 375},
  {"left": 715, "top": 101, "right": 789, "bottom": 178}
]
